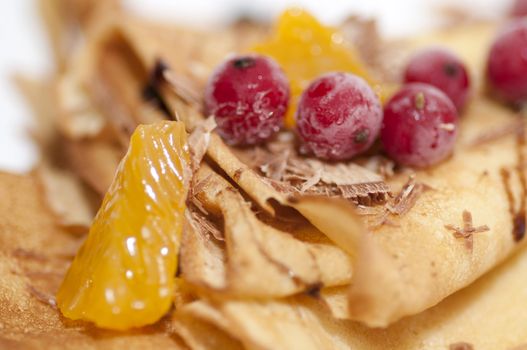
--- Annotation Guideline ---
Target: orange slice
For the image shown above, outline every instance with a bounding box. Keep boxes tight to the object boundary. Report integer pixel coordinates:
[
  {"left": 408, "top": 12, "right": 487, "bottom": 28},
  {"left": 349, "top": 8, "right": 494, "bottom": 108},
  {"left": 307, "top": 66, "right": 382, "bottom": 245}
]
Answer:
[
  {"left": 57, "top": 121, "right": 190, "bottom": 330},
  {"left": 252, "top": 8, "right": 379, "bottom": 127}
]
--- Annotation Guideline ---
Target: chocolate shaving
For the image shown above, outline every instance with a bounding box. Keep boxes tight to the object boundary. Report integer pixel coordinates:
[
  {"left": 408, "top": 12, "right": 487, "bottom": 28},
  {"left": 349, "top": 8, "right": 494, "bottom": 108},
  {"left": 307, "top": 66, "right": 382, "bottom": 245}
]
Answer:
[
  {"left": 188, "top": 208, "right": 224, "bottom": 241},
  {"left": 361, "top": 155, "right": 396, "bottom": 178},
  {"left": 187, "top": 116, "right": 217, "bottom": 171},
  {"left": 233, "top": 168, "right": 244, "bottom": 182},
  {"left": 188, "top": 172, "right": 213, "bottom": 215},
  {"left": 369, "top": 211, "right": 400, "bottom": 229},
  {"left": 362, "top": 176, "right": 432, "bottom": 229},
  {"left": 142, "top": 59, "right": 172, "bottom": 118},
  {"left": 27, "top": 285, "right": 57, "bottom": 309},
  {"left": 304, "top": 282, "right": 323, "bottom": 298},
  {"left": 445, "top": 210, "right": 490, "bottom": 251},
  {"left": 300, "top": 168, "right": 323, "bottom": 193},
  {"left": 513, "top": 214, "right": 526, "bottom": 242},
  {"left": 355, "top": 205, "right": 385, "bottom": 216},
  {"left": 237, "top": 133, "right": 391, "bottom": 205},
  {"left": 449, "top": 342, "right": 474, "bottom": 350},
  {"left": 260, "top": 149, "right": 290, "bottom": 181},
  {"left": 500, "top": 124, "right": 527, "bottom": 242},
  {"left": 386, "top": 176, "right": 432, "bottom": 216},
  {"left": 335, "top": 182, "right": 391, "bottom": 203},
  {"left": 515, "top": 127, "right": 527, "bottom": 242},
  {"left": 192, "top": 173, "right": 213, "bottom": 198},
  {"left": 264, "top": 177, "right": 298, "bottom": 195},
  {"left": 189, "top": 195, "right": 208, "bottom": 216}
]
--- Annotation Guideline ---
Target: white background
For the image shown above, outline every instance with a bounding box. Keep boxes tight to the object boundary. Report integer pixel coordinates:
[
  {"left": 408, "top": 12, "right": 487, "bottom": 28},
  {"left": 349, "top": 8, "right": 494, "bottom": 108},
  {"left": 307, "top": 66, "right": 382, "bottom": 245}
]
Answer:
[{"left": 0, "top": 0, "right": 509, "bottom": 172}]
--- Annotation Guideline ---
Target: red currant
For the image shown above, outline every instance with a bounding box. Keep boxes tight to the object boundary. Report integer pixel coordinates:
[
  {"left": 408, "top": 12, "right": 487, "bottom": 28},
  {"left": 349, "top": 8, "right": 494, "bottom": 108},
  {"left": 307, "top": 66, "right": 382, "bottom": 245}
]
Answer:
[
  {"left": 204, "top": 54, "right": 290, "bottom": 145},
  {"left": 404, "top": 48, "right": 471, "bottom": 111},
  {"left": 381, "top": 83, "right": 459, "bottom": 168},
  {"left": 295, "top": 72, "right": 382, "bottom": 161},
  {"left": 511, "top": 0, "right": 527, "bottom": 17},
  {"left": 486, "top": 20, "right": 527, "bottom": 105}
]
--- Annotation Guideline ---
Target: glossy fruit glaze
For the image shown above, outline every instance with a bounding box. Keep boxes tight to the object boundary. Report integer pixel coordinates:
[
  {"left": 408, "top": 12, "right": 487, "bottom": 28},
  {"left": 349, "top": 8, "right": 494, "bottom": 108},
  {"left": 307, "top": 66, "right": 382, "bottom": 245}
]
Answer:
[
  {"left": 252, "top": 8, "right": 377, "bottom": 127},
  {"left": 57, "top": 121, "right": 190, "bottom": 330}
]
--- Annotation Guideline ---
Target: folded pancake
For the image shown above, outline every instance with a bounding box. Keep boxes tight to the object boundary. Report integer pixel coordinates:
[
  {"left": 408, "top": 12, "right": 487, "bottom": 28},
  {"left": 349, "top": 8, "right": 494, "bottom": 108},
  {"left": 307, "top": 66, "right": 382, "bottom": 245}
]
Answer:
[
  {"left": 49, "top": 12, "right": 527, "bottom": 327},
  {"left": 171, "top": 241, "right": 527, "bottom": 350},
  {"left": 161, "top": 22, "right": 526, "bottom": 326},
  {"left": 48, "top": 15, "right": 354, "bottom": 299},
  {"left": 0, "top": 173, "right": 186, "bottom": 349},
  {"left": 203, "top": 79, "right": 527, "bottom": 328},
  {"left": 0, "top": 163, "right": 527, "bottom": 349},
  {"left": 2, "top": 170, "right": 527, "bottom": 349},
  {"left": 181, "top": 164, "right": 353, "bottom": 299}
]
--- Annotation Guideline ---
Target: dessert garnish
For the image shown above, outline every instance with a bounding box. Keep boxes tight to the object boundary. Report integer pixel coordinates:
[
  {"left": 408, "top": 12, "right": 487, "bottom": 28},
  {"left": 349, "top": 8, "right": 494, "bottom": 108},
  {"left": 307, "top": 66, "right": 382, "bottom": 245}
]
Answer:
[
  {"left": 232, "top": 134, "right": 390, "bottom": 204},
  {"left": 404, "top": 48, "right": 471, "bottom": 111},
  {"left": 500, "top": 129, "right": 527, "bottom": 242},
  {"left": 204, "top": 54, "right": 290, "bottom": 145},
  {"left": 295, "top": 72, "right": 383, "bottom": 160},
  {"left": 511, "top": 0, "right": 527, "bottom": 17},
  {"left": 445, "top": 210, "right": 490, "bottom": 251},
  {"left": 487, "top": 20, "right": 527, "bottom": 105},
  {"left": 57, "top": 121, "right": 190, "bottom": 330},
  {"left": 9, "top": 1, "right": 527, "bottom": 346},
  {"left": 381, "top": 83, "right": 459, "bottom": 167},
  {"left": 251, "top": 8, "right": 378, "bottom": 127},
  {"left": 386, "top": 176, "right": 432, "bottom": 216}
]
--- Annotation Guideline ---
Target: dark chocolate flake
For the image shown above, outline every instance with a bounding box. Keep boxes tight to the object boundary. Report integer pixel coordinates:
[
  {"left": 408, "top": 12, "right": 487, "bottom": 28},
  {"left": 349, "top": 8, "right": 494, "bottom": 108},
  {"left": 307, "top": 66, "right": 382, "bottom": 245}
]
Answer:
[
  {"left": 142, "top": 84, "right": 172, "bottom": 117},
  {"left": 387, "top": 176, "right": 431, "bottom": 216},
  {"left": 513, "top": 212, "right": 526, "bottom": 242},
  {"left": 446, "top": 210, "right": 489, "bottom": 251},
  {"left": 233, "top": 168, "right": 244, "bottom": 182},
  {"left": 515, "top": 127, "right": 527, "bottom": 242},
  {"left": 151, "top": 59, "right": 170, "bottom": 86},
  {"left": 190, "top": 208, "right": 224, "bottom": 241},
  {"left": 305, "top": 282, "right": 323, "bottom": 298},
  {"left": 142, "top": 59, "right": 172, "bottom": 118},
  {"left": 237, "top": 132, "right": 391, "bottom": 204},
  {"left": 175, "top": 250, "right": 182, "bottom": 277}
]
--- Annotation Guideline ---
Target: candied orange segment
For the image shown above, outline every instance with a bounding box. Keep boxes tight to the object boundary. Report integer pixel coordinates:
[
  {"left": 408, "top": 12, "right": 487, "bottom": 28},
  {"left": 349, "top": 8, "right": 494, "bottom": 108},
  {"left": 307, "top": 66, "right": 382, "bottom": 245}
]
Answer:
[
  {"left": 252, "top": 8, "right": 379, "bottom": 127},
  {"left": 57, "top": 121, "right": 190, "bottom": 330}
]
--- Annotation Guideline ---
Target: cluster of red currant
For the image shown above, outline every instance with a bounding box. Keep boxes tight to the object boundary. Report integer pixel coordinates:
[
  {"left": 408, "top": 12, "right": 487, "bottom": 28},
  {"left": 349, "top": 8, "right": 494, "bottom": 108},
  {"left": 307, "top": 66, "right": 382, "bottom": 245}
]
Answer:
[{"left": 204, "top": 3, "right": 527, "bottom": 168}]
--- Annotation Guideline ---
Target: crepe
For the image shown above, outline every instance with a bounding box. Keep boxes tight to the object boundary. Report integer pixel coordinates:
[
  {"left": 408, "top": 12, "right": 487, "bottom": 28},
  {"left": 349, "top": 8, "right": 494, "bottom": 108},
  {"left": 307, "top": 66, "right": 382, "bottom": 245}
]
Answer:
[
  {"left": 143, "top": 14, "right": 527, "bottom": 328},
  {"left": 42, "top": 6, "right": 527, "bottom": 327},
  {"left": 0, "top": 172, "right": 186, "bottom": 349},
  {"left": 181, "top": 164, "right": 353, "bottom": 298},
  {"left": 2, "top": 171, "right": 527, "bottom": 349},
  {"left": 171, "top": 240, "right": 527, "bottom": 350},
  {"left": 5, "top": 0, "right": 527, "bottom": 348}
]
